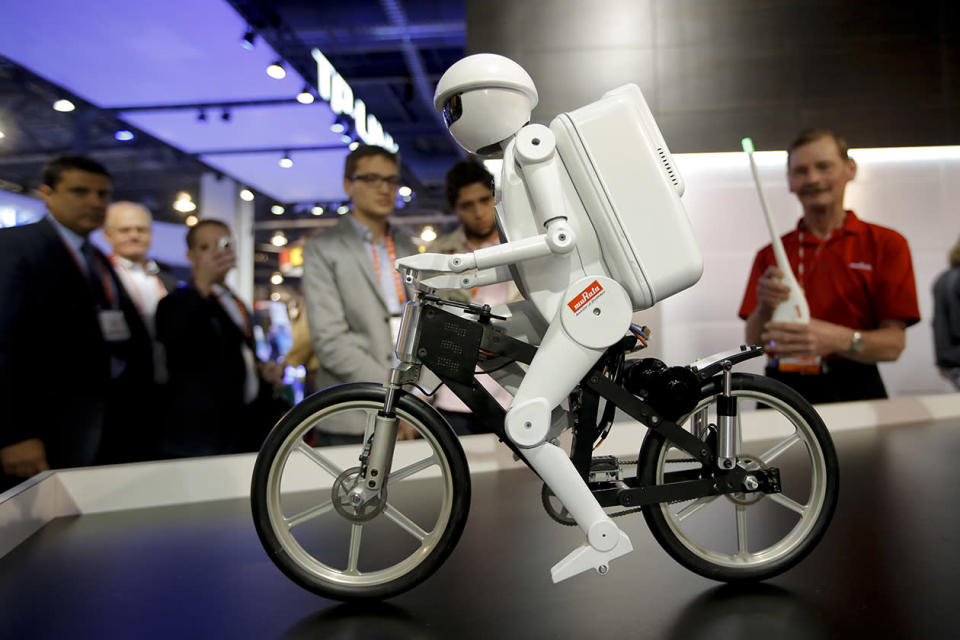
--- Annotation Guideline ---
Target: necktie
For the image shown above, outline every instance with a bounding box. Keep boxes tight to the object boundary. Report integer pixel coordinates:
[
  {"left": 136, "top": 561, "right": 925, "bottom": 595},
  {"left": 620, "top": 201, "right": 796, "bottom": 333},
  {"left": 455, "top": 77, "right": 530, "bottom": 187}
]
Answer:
[{"left": 80, "top": 241, "right": 110, "bottom": 308}]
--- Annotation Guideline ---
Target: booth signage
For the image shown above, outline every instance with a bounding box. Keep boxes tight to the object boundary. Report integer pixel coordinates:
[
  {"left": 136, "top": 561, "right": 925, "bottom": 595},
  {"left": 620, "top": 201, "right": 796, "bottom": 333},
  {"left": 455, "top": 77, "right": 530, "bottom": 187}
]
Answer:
[{"left": 312, "top": 49, "right": 399, "bottom": 152}]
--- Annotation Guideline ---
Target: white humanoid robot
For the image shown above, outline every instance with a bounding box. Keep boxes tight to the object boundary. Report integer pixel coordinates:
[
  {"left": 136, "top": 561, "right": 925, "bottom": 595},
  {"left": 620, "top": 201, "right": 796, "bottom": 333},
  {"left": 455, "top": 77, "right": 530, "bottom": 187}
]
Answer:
[{"left": 397, "top": 54, "right": 703, "bottom": 582}]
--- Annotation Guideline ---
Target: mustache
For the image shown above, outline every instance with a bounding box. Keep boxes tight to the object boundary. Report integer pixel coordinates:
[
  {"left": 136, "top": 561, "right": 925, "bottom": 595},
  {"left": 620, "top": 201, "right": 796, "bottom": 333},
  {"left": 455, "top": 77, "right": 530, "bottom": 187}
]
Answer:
[{"left": 797, "top": 185, "right": 829, "bottom": 195}]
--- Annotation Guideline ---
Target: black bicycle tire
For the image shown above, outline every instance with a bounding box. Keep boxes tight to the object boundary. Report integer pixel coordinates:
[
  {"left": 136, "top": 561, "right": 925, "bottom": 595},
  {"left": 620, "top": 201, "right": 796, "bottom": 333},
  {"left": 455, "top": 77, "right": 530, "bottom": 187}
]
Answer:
[
  {"left": 638, "top": 373, "right": 839, "bottom": 582},
  {"left": 250, "top": 383, "right": 471, "bottom": 600}
]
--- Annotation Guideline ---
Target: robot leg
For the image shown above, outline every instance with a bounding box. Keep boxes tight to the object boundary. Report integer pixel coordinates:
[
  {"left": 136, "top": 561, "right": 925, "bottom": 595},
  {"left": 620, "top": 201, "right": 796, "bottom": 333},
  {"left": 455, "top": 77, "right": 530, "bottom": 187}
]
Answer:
[{"left": 504, "top": 276, "right": 635, "bottom": 582}]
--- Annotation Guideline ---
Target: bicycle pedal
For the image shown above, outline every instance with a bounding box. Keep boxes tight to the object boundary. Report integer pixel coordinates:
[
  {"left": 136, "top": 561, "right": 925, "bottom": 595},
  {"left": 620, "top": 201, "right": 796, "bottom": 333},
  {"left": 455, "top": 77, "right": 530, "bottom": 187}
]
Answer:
[{"left": 588, "top": 455, "right": 622, "bottom": 483}]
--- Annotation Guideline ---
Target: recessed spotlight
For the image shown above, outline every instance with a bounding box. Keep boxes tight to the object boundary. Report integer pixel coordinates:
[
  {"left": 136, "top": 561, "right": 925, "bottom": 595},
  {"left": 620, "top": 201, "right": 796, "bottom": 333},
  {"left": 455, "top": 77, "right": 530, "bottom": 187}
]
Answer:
[
  {"left": 340, "top": 134, "right": 352, "bottom": 144},
  {"left": 330, "top": 123, "right": 345, "bottom": 134},
  {"left": 296, "top": 86, "right": 315, "bottom": 104},
  {"left": 266, "top": 60, "right": 286, "bottom": 79},
  {"left": 185, "top": 214, "right": 199, "bottom": 227},
  {"left": 420, "top": 226, "right": 437, "bottom": 242},
  {"left": 337, "top": 205, "right": 349, "bottom": 215},
  {"left": 239, "top": 188, "right": 254, "bottom": 202},
  {"left": 311, "top": 205, "right": 324, "bottom": 216},
  {"left": 270, "top": 272, "right": 284, "bottom": 285},
  {"left": 348, "top": 141, "right": 360, "bottom": 151},
  {"left": 271, "top": 205, "right": 285, "bottom": 215},
  {"left": 398, "top": 186, "right": 412, "bottom": 197},
  {"left": 271, "top": 232, "right": 288, "bottom": 247},
  {"left": 114, "top": 130, "right": 135, "bottom": 142},
  {"left": 278, "top": 153, "right": 293, "bottom": 168},
  {"left": 53, "top": 99, "right": 75, "bottom": 112}
]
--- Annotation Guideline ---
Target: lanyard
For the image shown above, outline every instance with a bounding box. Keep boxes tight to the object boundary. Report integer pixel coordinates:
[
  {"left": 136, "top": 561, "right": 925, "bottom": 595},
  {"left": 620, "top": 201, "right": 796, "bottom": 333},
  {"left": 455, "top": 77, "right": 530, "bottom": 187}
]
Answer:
[
  {"left": 61, "top": 239, "right": 117, "bottom": 307},
  {"left": 211, "top": 286, "right": 252, "bottom": 339},
  {"left": 370, "top": 235, "right": 406, "bottom": 304},
  {"left": 109, "top": 255, "right": 167, "bottom": 314}
]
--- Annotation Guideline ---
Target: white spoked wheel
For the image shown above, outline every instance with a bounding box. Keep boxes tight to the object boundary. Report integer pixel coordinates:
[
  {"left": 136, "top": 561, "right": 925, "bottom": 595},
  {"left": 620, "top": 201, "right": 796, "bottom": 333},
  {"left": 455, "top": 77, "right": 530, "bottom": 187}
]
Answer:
[
  {"left": 639, "top": 373, "right": 838, "bottom": 582},
  {"left": 251, "top": 383, "right": 470, "bottom": 600}
]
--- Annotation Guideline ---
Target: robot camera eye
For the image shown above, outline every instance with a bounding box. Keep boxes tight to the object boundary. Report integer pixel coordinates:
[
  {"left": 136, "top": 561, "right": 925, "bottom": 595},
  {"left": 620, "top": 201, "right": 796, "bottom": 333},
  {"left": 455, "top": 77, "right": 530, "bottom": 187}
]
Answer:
[{"left": 442, "top": 94, "right": 463, "bottom": 127}]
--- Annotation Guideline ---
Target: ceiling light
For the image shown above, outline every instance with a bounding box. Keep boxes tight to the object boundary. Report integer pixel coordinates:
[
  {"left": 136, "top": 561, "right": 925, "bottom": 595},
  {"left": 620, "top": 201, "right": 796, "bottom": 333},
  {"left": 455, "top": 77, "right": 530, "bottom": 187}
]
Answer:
[
  {"left": 114, "top": 129, "right": 135, "bottom": 142},
  {"left": 270, "top": 272, "right": 284, "bottom": 285},
  {"left": 221, "top": 109, "right": 231, "bottom": 122},
  {"left": 266, "top": 60, "right": 286, "bottom": 80},
  {"left": 402, "top": 195, "right": 412, "bottom": 203},
  {"left": 271, "top": 205, "right": 285, "bottom": 215},
  {"left": 398, "top": 185, "right": 412, "bottom": 197},
  {"left": 270, "top": 292, "right": 281, "bottom": 301},
  {"left": 296, "top": 86, "right": 315, "bottom": 104},
  {"left": 278, "top": 153, "right": 293, "bottom": 169},
  {"left": 330, "top": 123, "right": 345, "bottom": 134},
  {"left": 173, "top": 195, "right": 196, "bottom": 213},
  {"left": 420, "top": 226, "right": 437, "bottom": 243},
  {"left": 0, "top": 129, "right": 5, "bottom": 140},
  {"left": 337, "top": 205, "right": 350, "bottom": 215},
  {"left": 174, "top": 192, "right": 196, "bottom": 213},
  {"left": 241, "top": 28, "right": 256, "bottom": 51},
  {"left": 239, "top": 188, "right": 254, "bottom": 202},
  {"left": 311, "top": 205, "right": 324, "bottom": 216},
  {"left": 53, "top": 99, "right": 75, "bottom": 112},
  {"left": 348, "top": 141, "right": 360, "bottom": 151},
  {"left": 197, "top": 109, "right": 207, "bottom": 123},
  {"left": 185, "top": 215, "right": 199, "bottom": 227},
  {"left": 340, "top": 134, "right": 352, "bottom": 144},
  {"left": 271, "top": 232, "right": 288, "bottom": 247}
]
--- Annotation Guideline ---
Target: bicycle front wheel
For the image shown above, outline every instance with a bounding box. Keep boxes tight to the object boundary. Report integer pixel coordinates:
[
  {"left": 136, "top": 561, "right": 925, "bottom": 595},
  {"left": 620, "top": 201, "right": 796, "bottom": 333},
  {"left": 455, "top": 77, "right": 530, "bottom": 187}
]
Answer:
[
  {"left": 638, "top": 373, "right": 838, "bottom": 582},
  {"left": 251, "top": 383, "right": 471, "bottom": 600}
]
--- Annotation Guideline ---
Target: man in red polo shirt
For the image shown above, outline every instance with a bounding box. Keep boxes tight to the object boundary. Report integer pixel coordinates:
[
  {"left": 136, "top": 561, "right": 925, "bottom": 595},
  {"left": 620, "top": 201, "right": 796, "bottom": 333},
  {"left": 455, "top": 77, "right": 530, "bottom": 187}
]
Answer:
[{"left": 738, "top": 129, "right": 920, "bottom": 403}]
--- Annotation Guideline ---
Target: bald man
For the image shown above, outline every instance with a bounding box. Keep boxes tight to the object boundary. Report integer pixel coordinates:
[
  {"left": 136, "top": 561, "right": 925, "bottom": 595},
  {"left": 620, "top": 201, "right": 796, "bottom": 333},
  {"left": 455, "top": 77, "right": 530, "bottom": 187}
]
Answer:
[{"left": 104, "top": 202, "right": 178, "bottom": 335}]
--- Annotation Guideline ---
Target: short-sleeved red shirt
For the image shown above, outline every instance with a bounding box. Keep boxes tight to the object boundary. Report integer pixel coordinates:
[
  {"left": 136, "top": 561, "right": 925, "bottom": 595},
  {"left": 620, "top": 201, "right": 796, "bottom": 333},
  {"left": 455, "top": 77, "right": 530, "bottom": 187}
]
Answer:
[{"left": 738, "top": 211, "right": 920, "bottom": 337}]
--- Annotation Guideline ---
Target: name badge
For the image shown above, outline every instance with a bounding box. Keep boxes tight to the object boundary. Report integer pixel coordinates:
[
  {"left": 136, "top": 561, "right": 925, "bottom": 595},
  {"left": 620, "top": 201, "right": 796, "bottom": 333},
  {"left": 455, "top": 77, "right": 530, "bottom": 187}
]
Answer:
[{"left": 98, "top": 310, "right": 131, "bottom": 342}]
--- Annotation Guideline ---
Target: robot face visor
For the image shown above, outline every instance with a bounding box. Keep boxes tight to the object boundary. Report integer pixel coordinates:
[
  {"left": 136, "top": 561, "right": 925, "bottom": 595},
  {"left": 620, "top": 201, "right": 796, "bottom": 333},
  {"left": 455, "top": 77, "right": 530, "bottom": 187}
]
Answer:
[{"left": 441, "top": 93, "right": 463, "bottom": 128}]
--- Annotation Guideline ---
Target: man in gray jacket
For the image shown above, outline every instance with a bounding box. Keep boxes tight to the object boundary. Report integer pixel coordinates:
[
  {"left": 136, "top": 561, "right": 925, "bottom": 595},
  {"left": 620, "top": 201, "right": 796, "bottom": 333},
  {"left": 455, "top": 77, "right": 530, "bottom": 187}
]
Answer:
[{"left": 302, "top": 145, "right": 417, "bottom": 444}]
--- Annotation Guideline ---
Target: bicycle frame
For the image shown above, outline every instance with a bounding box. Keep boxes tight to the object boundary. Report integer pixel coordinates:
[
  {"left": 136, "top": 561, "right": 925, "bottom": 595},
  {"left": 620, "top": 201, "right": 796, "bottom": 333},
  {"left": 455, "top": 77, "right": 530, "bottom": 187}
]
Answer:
[{"left": 367, "top": 291, "right": 782, "bottom": 509}]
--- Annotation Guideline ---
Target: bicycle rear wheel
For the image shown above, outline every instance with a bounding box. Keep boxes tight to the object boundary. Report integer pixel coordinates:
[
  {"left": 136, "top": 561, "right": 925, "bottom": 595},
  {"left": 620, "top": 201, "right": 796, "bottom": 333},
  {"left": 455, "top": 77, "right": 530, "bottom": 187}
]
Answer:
[
  {"left": 251, "top": 383, "right": 471, "bottom": 600},
  {"left": 638, "top": 373, "right": 838, "bottom": 582}
]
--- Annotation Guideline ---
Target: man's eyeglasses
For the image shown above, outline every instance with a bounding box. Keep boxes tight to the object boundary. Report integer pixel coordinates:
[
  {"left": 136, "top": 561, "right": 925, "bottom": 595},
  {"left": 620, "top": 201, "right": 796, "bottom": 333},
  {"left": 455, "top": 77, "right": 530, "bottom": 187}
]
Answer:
[{"left": 349, "top": 173, "right": 401, "bottom": 189}]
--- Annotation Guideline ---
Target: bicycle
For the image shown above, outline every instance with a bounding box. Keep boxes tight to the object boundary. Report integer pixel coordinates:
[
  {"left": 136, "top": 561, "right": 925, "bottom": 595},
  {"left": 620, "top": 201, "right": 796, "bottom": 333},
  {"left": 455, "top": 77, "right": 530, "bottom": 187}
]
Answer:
[{"left": 251, "top": 290, "right": 838, "bottom": 600}]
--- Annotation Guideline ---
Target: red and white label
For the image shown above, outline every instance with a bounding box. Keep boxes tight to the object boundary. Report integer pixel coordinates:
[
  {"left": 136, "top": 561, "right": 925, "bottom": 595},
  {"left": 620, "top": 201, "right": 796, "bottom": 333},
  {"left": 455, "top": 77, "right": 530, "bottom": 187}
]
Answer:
[{"left": 568, "top": 280, "right": 604, "bottom": 313}]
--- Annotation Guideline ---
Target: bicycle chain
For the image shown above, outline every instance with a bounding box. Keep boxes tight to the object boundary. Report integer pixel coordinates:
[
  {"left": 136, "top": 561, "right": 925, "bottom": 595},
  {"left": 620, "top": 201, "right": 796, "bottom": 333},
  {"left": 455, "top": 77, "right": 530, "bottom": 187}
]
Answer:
[{"left": 542, "top": 456, "right": 698, "bottom": 525}]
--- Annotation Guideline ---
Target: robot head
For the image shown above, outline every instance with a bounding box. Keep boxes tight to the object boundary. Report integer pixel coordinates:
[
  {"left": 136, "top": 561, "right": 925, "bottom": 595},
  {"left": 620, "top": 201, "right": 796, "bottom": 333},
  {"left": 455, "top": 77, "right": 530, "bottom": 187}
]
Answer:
[{"left": 434, "top": 54, "right": 538, "bottom": 156}]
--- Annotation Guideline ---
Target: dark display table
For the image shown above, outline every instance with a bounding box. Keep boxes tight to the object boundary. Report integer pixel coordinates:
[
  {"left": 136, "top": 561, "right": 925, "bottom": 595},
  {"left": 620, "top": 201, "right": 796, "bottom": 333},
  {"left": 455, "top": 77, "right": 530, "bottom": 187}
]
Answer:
[{"left": 1, "top": 418, "right": 959, "bottom": 639}]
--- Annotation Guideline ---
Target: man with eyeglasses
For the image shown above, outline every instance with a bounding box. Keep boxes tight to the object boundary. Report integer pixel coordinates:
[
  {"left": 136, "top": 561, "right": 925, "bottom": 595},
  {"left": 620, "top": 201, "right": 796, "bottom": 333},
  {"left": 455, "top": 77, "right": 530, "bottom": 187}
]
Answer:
[{"left": 302, "top": 145, "right": 418, "bottom": 445}]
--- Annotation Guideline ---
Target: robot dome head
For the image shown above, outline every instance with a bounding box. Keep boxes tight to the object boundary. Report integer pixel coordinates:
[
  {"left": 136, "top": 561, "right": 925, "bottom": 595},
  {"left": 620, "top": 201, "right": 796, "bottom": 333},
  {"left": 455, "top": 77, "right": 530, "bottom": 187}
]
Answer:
[{"left": 434, "top": 54, "right": 538, "bottom": 156}]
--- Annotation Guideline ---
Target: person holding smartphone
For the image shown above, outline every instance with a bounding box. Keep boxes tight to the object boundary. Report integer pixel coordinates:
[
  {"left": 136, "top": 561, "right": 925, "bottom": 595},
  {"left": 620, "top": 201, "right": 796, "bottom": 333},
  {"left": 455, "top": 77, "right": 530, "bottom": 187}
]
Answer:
[{"left": 155, "top": 219, "right": 284, "bottom": 458}]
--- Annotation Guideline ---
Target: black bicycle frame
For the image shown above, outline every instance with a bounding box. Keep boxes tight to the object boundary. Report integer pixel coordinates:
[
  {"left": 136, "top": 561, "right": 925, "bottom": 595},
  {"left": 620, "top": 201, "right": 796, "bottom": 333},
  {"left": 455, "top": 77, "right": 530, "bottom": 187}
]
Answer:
[{"left": 415, "top": 303, "right": 781, "bottom": 507}]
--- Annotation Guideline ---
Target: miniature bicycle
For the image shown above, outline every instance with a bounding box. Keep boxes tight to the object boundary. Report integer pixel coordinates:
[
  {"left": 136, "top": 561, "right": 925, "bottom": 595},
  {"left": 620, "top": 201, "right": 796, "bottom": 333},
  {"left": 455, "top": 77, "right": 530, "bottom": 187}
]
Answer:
[{"left": 250, "top": 285, "right": 838, "bottom": 600}]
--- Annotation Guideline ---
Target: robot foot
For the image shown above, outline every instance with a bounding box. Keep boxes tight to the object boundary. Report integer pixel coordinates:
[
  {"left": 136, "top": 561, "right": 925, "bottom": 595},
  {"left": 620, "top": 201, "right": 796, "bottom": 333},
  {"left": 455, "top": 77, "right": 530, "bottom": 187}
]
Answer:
[{"left": 550, "top": 530, "right": 633, "bottom": 583}]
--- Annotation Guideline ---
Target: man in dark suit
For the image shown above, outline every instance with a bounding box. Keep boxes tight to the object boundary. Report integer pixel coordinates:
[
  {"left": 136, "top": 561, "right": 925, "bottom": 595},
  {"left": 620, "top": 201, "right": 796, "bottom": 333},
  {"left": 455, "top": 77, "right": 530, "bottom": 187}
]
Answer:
[
  {"left": 0, "top": 156, "right": 153, "bottom": 489},
  {"left": 156, "top": 219, "right": 283, "bottom": 458}
]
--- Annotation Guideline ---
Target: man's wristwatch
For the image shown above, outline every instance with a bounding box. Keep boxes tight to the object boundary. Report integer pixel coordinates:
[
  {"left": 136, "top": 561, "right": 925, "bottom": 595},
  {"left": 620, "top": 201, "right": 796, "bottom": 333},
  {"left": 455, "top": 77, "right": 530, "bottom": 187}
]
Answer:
[{"left": 850, "top": 330, "right": 864, "bottom": 353}]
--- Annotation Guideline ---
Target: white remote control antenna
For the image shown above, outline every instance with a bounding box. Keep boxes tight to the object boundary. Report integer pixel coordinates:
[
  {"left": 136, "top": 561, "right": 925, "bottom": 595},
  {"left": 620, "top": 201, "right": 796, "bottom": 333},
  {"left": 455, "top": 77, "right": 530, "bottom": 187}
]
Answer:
[{"left": 741, "top": 138, "right": 810, "bottom": 323}]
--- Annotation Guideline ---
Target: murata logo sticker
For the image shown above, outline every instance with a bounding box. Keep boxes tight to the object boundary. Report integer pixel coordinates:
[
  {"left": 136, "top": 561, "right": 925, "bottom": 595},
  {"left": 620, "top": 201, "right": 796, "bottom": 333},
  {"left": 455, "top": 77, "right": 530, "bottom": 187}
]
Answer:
[{"left": 568, "top": 280, "right": 604, "bottom": 313}]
